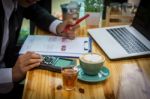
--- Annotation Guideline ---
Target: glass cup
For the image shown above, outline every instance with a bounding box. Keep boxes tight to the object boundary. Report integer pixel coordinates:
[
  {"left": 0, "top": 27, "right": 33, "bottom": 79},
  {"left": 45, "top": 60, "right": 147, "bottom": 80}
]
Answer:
[
  {"left": 61, "top": 1, "right": 80, "bottom": 20},
  {"left": 61, "top": 66, "right": 78, "bottom": 90},
  {"left": 122, "top": 2, "right": 134, "bottom": 16},
  {"left": 109, "top": 2, "right": 122, "bottom": 13}
]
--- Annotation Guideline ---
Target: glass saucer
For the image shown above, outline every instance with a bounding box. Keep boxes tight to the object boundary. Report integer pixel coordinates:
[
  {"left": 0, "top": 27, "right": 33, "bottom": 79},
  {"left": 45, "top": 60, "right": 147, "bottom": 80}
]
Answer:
[{"left": 78, "top": 66, "right": 110, "bottom": 83}]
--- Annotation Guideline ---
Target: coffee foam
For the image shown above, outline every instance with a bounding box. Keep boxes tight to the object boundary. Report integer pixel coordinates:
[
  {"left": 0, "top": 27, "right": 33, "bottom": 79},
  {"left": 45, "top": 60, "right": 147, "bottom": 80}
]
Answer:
[{"left": 80, "top": 53, "right": 104, "bottom": 63}]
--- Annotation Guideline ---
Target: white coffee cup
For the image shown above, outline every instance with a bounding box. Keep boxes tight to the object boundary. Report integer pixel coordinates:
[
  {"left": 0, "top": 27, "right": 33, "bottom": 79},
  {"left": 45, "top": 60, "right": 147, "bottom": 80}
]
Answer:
[{"left": 79, "top": 53, "right": 105, "bottom": 76}]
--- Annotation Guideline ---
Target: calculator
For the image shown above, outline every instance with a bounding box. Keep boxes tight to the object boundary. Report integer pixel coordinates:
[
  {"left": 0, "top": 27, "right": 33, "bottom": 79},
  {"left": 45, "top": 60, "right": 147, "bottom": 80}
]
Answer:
[{"left": 37, "top": 55, "right": 76, "bottom": 72}]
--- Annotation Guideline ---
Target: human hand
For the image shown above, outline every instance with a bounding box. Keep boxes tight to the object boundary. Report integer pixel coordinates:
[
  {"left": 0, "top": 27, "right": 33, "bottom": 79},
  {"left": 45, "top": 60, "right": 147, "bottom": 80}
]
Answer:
[
  {"left": 12, "top": 51, "right": 42, "bottom": 82},
  {"left": 56, "top": 15, "right": 79, "bottom": 40}
]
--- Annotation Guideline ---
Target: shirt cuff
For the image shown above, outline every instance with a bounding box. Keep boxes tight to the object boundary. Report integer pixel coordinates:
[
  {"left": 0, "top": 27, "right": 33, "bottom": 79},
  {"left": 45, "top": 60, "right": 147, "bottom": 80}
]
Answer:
[
  {"left": 0, "top": 68, "right": 12, "bottom": 84},
  {"left": 49, "top": 20, "right": 62, "bottom": 34}
]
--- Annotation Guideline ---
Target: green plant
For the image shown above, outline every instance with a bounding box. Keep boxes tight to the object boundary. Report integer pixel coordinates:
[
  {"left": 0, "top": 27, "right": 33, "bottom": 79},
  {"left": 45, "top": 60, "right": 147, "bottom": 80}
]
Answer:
[{"left": 84, "top": 0, "right": 103, "bottom": 12}]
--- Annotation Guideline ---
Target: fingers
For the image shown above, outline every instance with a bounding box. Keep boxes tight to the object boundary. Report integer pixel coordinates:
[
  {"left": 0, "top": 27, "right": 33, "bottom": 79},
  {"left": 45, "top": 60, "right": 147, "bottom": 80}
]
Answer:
[
  {"left": 24, "top": 62, "right": 41, "bottom": 71},
  {"left": 24, "top": 58, "right": 42, "bottom": 66},
  {"left": 61, "top": 24, "right": 80, "bottom": 39},
  {"left": 58, "top": 19, "right": 75, "bottom": 33},
  {"left": 63, "top": 13, "right": 74, "bottom": 21},
  {"left": 12, "top": 51, "right": 42, "bottom": 82},
  {"left": 65, "top": 30, "right": 76, "bottom": 39},
  {"left": 57, "top": 15, "right": 80, "bottom": 39},
  {"left": 20, "top": 51, "right": 42, "bottom": 67},
  {"left": 25, "top": 51, "right": 42, "bottom": 59},
  {"left": 71, "top": 24, "right": 80, "bottom": 31},
  {"left": 64, "top": 19, "right": 75, "bottom": 25}
]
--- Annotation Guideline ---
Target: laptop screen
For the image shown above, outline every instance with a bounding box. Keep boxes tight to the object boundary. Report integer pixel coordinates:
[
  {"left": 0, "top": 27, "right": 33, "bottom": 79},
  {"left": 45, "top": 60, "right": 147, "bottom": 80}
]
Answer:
[{"left": 132, "top": 0, "right": 150, "bottom": 41}]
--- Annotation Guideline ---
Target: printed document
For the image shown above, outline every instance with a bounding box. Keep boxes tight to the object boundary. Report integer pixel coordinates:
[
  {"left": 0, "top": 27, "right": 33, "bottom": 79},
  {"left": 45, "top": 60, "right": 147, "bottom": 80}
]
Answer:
[{"left": 19, "top": 35, "right": 91, "bottom": 57}]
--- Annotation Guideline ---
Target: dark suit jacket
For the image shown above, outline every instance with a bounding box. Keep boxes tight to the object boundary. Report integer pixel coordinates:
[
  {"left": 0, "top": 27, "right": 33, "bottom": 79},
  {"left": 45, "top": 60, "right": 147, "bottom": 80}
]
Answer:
[{"left": 0, "top": 1, "right": 57, "bottom": 67}]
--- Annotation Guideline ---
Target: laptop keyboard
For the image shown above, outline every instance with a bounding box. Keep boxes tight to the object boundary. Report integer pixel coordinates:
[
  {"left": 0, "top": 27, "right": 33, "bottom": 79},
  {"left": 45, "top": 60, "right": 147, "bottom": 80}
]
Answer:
[{"left": 106, "top": 27, "right": 149, "bottom": 54}]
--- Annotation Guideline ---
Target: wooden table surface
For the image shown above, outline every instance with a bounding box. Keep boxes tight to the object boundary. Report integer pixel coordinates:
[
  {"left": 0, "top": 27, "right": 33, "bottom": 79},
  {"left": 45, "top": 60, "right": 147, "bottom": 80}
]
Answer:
[{"left": 22, "top": 26, "right": 150, "bottom": 99}]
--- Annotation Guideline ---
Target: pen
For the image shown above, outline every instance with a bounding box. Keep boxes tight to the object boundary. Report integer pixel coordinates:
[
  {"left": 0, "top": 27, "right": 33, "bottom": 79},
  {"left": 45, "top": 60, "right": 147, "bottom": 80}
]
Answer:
[{"left": 63, "top": 14, "right": 90, "bottom": 33}]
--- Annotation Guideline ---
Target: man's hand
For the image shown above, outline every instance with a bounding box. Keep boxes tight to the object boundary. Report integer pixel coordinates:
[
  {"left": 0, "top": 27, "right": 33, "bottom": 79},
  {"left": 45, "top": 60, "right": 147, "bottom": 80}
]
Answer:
[
  {"left": 12, "top": 51, "right": 42, "bottom": 82},
  {"left": 56, "top": 15, "right": 79, "bottom": 40}
]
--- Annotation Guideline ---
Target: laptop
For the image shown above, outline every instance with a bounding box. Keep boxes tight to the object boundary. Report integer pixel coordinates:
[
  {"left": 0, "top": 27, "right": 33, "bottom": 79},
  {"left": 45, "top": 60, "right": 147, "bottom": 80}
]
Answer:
[{"left": 88, "top": 0, "right": 150, "bottom": 59}]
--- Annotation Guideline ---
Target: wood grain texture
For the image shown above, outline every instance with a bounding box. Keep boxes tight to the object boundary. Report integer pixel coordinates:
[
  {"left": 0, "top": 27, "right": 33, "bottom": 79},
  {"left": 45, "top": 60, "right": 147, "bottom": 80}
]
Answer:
[{"left": 23, "top": 26, "right": 150, "bottom": 99}]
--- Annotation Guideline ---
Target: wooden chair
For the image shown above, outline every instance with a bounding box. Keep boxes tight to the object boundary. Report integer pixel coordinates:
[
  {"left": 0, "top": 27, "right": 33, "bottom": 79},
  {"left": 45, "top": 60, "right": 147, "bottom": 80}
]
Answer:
[{"left": 105, "top": 6, "right": 134, "bottom": 27}]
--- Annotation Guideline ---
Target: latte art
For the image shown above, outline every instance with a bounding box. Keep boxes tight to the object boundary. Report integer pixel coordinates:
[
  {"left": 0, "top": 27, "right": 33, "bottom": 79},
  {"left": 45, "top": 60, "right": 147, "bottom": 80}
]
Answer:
[{"left": 80, "top": 53, "right": 104, "bottom": 64}]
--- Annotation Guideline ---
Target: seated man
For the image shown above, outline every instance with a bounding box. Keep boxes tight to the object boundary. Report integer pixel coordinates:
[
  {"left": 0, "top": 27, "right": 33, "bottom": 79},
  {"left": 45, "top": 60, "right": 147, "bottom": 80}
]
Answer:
[{"left": 0, "top": 0, "right": 78, "bottom": 98}]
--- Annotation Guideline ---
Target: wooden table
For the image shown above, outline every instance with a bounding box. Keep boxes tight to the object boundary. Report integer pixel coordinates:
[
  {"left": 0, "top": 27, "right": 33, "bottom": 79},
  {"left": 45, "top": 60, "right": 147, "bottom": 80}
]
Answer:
[{"left": 22, "top": 26, "right": 150, "bottom": 99}]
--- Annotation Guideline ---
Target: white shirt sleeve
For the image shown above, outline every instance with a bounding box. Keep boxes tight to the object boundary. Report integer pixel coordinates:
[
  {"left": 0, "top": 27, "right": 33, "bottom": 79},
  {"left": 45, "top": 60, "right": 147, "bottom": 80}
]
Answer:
[
  {"left": 0, "top": 68, "right": 13, "bottom": 93},
  {"left": 0, "top": 68, "right": 12, "bottom": 84},
  {"left": 49, "top": 19, "right": 62, "bottom": 34}
]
